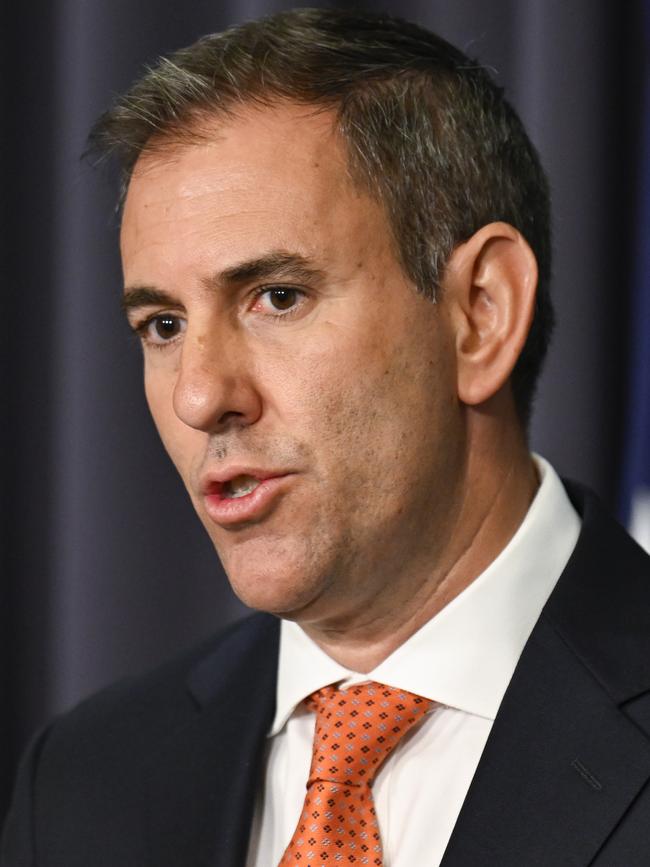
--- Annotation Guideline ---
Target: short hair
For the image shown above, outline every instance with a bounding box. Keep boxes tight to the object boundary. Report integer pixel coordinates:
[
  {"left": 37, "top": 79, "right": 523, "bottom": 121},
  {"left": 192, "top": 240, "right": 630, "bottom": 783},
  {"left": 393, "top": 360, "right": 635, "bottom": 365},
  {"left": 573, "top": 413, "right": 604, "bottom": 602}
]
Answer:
[{"left": 89, "top": 7, "right": 553, "bottom": 428}]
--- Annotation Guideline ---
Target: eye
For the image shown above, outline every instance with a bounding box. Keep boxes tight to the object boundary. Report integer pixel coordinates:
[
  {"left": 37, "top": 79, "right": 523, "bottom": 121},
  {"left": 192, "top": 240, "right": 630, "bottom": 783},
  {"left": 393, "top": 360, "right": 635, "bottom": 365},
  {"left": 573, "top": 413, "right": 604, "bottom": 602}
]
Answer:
[
  {"left": 252, "top": 286, "right": 304, "bottom": 315},
  {"left": 140, "top": 313, "right": 186, "bottom": 346},
  {"left": 266, "top": 287, "right": 298, "bottom": 311}
]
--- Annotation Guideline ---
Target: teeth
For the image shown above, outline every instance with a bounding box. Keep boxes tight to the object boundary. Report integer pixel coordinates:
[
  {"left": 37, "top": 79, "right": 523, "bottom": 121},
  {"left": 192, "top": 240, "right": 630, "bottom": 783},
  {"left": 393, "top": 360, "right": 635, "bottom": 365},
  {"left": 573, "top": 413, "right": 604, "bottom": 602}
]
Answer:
[{"left": 224, "top": 475, "right": 260, "bottom": 498}]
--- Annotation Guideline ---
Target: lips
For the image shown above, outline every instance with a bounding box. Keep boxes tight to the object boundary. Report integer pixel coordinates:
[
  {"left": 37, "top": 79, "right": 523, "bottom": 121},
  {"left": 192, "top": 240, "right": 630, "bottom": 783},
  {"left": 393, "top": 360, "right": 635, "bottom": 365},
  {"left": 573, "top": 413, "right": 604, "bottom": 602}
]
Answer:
[{"left": 201, "top": 469, "right": 294, "bottom": 527}]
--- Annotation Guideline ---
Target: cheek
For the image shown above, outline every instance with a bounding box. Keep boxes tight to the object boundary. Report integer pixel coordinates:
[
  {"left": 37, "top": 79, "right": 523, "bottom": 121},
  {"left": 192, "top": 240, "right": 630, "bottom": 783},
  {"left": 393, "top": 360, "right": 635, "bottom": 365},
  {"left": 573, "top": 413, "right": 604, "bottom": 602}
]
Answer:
[
  {"left": 144, "top": 366, "right": 168, "bottom": 433},
  {"left": 269, "top": 321, "right": 410, "bottom": 464},
  {"left": 296, "top": 314, "right": 456, "bottom": 475},
  {"left": 270, "top": 328, "right": 377, "bottom": 434},
  {"left": 144, "top": 367, "right": 193, "bottom": 471}
]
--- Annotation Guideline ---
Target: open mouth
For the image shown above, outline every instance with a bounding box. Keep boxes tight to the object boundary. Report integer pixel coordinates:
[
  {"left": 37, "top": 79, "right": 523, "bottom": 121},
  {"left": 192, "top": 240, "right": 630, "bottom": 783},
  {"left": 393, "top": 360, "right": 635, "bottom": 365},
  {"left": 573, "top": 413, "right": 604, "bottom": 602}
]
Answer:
[
  {"left": 220, "top": 474, "right": 262, "bottom": 499},
  {"left": 202, "top": 471, "right": 294, "bottom": 527}
]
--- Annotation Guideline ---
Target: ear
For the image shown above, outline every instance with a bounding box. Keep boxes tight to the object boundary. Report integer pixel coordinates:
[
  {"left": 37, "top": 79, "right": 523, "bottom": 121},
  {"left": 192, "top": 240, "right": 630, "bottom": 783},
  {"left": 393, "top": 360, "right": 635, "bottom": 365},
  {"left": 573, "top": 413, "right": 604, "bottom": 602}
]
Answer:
[{"left": 442, "top": 222, "right": 538, "bottom": 408}]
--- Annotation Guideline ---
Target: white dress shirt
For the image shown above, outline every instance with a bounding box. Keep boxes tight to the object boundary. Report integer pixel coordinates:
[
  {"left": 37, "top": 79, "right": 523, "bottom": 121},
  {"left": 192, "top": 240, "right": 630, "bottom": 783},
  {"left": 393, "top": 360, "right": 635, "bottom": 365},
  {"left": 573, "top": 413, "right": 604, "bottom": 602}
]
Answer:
[{"left": 246, "top": 456, "right": 581, "bottom": 866}]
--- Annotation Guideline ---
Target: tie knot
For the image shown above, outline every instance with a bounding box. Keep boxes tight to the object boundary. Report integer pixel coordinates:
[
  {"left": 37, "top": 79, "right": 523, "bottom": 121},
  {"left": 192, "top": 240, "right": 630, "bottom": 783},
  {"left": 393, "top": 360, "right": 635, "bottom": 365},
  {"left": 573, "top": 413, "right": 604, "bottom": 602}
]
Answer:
[{"left": 306, "top": 681, "right": 432, "bottom": 788}]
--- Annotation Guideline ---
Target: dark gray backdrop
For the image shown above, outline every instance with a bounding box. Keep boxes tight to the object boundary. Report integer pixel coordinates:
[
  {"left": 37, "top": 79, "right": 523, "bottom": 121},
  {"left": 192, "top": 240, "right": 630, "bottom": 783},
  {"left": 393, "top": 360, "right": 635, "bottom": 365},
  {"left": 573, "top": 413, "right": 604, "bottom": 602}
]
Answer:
[{"left": 2, "top": 0, "right": 644, "bottom": 818}]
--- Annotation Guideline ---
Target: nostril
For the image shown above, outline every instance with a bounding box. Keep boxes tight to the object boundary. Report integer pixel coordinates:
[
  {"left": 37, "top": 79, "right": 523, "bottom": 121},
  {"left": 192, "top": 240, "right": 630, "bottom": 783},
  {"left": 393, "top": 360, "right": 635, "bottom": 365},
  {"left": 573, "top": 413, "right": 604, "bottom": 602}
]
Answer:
[{"left": 218, "top": 410, "right": 246, "bottom": 426}]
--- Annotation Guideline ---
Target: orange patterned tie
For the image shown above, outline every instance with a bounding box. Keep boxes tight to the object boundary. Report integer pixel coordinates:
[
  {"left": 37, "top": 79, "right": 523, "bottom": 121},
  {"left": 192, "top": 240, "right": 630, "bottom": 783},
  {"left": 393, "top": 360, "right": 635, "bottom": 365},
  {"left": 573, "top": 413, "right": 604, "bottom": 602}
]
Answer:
[{"left": 279, "top": 681, "right": 433, "bottom": 866}]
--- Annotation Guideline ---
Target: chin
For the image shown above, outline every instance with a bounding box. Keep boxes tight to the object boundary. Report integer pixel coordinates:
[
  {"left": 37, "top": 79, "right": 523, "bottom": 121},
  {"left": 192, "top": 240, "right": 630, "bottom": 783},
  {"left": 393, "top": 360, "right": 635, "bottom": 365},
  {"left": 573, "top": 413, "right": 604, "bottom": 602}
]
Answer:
[{"left": 217, "top": 534, "right": 330, "bottom": 616}]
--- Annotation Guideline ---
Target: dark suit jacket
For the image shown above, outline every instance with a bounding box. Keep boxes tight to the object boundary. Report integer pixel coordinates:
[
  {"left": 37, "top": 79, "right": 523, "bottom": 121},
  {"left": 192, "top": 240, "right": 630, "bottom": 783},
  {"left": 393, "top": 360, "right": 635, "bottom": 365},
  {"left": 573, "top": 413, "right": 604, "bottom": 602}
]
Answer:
[{"left": 3, "top": 482, "right": 650, "bottom": 866}]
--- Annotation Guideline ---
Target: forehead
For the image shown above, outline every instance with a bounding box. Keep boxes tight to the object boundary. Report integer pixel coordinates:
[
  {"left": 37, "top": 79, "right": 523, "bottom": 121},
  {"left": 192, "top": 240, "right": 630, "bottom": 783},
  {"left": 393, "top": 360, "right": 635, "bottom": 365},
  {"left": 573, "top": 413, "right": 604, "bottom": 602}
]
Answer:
[
  {"left": 123, "top": 103, "right": 353, "bottom": 233},
  {"left": 120, "top": 102, "right": 394, "bottom": 283}
]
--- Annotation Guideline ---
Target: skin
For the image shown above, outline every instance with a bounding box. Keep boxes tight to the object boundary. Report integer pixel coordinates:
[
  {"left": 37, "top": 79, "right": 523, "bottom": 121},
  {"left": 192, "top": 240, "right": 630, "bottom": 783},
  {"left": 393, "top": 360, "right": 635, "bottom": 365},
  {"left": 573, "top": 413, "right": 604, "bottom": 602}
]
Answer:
[{"left": 121, "top": 102, "right": 539, "bottom": 672}]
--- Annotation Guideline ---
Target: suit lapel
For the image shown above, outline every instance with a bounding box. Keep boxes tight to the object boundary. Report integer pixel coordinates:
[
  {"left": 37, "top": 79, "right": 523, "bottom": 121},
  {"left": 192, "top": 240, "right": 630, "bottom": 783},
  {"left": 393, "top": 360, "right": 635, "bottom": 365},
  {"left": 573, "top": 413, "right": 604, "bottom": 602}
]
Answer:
[
  {"left": 442, "top": 484, "right": 650, "bottom": 866},
  {"left": 145, "top": 614, "right": 280, "bottom": 867},
  {"left": 440, "top": 617, "right": 650, "bottom": 865}
]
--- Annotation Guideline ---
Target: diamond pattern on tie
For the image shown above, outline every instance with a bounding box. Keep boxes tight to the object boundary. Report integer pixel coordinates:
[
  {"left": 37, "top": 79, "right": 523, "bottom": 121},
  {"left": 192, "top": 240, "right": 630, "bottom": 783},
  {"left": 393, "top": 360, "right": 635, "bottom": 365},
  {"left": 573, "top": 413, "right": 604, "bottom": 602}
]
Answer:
[{"left": 279, "top": 681, "right": 433, "bottom": 866}]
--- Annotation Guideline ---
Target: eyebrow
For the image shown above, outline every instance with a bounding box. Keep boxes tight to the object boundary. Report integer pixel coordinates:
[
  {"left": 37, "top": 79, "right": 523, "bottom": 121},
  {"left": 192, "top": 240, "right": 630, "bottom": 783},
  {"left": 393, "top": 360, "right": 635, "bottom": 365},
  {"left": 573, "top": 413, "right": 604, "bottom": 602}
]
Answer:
[
  {"left": 207, "top": 251, "right": 326, "bottom": 290},
  {"left": 121, "top": 286, "right": 177, "bottom": 314},
  {"left": 122, "top": 251, "right": 326, "bottom": 314}
]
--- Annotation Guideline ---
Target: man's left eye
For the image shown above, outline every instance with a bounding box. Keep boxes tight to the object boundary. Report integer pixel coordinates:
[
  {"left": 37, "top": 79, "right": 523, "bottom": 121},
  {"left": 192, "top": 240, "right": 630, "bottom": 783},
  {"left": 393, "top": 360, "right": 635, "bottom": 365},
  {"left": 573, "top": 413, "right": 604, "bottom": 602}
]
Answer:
[{"left": 254, "top": 287, "right": 303, "bottom": 314}]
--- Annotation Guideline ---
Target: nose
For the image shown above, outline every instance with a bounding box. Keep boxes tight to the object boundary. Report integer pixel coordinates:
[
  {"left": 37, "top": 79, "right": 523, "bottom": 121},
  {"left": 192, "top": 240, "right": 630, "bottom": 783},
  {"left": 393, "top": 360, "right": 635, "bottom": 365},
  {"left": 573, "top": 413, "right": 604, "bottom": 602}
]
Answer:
[{"left": 172, "top": 326, "right": 263, "bottom": 433}]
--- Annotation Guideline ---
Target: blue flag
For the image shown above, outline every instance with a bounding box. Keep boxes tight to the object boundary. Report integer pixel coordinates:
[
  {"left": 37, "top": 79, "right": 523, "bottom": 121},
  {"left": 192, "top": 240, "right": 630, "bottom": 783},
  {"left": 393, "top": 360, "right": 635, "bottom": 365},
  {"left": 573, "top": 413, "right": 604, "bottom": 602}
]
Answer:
[{"left": 620, "top": 1, "right": 650, "bottom": 551}]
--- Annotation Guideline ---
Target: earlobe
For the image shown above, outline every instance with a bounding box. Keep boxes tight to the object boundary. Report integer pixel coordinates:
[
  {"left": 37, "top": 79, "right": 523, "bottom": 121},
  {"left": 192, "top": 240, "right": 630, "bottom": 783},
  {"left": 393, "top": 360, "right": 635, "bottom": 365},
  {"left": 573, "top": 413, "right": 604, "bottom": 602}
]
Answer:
[{"left": 445, "top": 222, "right": 538, "bottom": 408}]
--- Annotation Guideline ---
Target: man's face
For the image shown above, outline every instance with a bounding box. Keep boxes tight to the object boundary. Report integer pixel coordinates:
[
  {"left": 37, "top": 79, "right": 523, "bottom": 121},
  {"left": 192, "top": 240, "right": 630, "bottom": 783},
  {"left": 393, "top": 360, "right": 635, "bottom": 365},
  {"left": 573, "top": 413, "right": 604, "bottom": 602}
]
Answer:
[{"left": 121, "top": 103, "right": 466, "bottom": 631}]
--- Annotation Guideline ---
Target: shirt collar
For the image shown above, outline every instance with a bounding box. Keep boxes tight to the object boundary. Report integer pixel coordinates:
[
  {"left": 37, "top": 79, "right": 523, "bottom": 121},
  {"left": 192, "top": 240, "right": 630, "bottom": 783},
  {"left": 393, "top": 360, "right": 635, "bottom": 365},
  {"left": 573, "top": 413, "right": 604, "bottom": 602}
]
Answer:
[{"left": 270, "top": 455, "right": 581, "bottom": 734}]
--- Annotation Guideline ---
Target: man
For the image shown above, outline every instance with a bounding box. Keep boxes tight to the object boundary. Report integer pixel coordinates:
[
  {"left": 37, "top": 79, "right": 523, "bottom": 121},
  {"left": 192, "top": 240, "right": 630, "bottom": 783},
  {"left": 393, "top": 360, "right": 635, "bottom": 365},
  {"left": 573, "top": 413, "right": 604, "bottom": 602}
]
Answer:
[{"left": 3, "top": 8, "right": 650, "bottom": 866}]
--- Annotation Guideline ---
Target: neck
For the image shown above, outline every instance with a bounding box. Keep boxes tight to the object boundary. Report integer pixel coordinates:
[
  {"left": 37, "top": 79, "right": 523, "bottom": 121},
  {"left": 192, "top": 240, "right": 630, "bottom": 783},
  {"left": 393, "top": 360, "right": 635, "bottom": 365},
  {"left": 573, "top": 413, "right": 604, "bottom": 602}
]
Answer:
[{"left": 300, "top": 405, "right": 539, "bottom": 672}]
